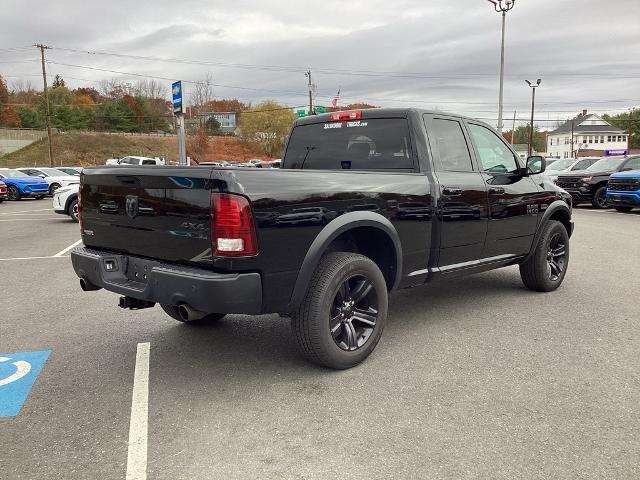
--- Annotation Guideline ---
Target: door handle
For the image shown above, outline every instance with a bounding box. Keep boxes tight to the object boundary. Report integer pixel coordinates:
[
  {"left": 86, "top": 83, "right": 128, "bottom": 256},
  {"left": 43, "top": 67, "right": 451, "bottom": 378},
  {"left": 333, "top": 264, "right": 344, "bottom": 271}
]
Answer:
[
  {"left": 489, "top": 187, "right": 505, "bottom": 194},
  {"left": 442, "top": 187, "right": 462, "bottom": 196}
]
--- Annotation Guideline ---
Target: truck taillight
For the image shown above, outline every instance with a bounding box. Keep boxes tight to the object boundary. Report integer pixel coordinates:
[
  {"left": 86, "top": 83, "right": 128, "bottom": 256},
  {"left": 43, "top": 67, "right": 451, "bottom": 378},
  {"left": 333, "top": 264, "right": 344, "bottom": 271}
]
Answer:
[
  {"left": 329, "top": 110, "right": 362, "bottom": 122},
  {"left": 211, "top": 193, "right": 258, "bottom": 257},
  {"left": 78, "top": 187, "right": 83, "bottom": 232}
]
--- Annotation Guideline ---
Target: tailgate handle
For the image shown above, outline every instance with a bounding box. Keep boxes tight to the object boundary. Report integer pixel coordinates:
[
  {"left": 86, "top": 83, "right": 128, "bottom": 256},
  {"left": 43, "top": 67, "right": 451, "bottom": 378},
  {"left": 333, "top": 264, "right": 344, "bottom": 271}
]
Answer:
[
  {"left": 116, "top": 176, "right": 140, "bottom": 186},
  {"left": 99, "top": 202, "right": 119, "bottom": 214}
]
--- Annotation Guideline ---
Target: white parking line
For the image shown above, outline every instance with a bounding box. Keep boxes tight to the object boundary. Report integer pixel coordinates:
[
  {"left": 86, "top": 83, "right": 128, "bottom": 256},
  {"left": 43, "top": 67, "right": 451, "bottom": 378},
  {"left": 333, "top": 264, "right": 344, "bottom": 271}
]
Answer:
[
  {"left": 0, "top": 219, "right": 52, "bottom": 222},
  {"left": 126, "top": 342, "right": 150, "bottom": 480},
  {"left": 0, "top": 255, "right": 70, "bottom": 261},
  {"left": 54, "top": 239, "right": 83, "bottom": 257},
  {"left": 0, "top": 208, "right": 53, "bottom": 215}
]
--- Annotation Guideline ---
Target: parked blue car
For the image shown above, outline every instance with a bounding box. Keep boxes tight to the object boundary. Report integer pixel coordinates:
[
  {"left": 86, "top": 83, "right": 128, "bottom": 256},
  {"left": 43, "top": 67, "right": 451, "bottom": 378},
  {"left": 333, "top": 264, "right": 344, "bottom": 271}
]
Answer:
[
  {"left": 0, "top": 169, "right": 49, "bottom": 200},
  {"left": 606, "top": 170, "right": 640, "bottom": 212}
]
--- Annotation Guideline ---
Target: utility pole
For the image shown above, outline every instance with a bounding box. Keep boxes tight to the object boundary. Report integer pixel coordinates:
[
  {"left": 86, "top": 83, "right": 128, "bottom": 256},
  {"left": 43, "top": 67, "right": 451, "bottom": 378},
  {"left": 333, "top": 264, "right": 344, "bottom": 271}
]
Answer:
[
  {"left": 525, "top": 79, "right": 541, "bottom": 157},
  {"left": 35, "top": 44, "right": 54, "bottom": 167},
  {"left": 488, "top": 0, "right": 516, "bottom": 133},
  {"left": 511, "top": 110, "right": 516, "bottom": 144},
  {"left": 570, "top": 118, "right": 575, "bottom": 158},
  {"left": 305, "top": 69, "right": 314, "bottom": 115}
]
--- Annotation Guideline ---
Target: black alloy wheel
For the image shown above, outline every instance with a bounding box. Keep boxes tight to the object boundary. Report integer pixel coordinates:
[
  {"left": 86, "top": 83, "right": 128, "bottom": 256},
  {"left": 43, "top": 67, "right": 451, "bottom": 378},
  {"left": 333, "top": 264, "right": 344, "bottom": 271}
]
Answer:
[
  {"left": 546, "top": 233, "right": 566, "bottom": 281},
  {"left": 592, "top": 186, "right": 608, "bottom": 209},
  {"left": 330, "top": 275, "right": 379, "bottom": 351},
  {"left": 520, "top": 220, "right": 570, "bottom": 292},
  {"left": 291, "top": 252, "right": 388, "bottom": 369},
  {"left": 7, "top": 185, "right": 21, "bottom": 201}
]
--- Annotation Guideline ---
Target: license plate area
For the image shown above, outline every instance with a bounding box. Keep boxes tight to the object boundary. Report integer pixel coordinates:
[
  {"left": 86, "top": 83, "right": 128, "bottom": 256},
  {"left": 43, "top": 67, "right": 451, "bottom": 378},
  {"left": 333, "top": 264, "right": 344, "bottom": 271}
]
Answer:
[{"left": 125, "top": 258, "right": 160, "bottom": 283}]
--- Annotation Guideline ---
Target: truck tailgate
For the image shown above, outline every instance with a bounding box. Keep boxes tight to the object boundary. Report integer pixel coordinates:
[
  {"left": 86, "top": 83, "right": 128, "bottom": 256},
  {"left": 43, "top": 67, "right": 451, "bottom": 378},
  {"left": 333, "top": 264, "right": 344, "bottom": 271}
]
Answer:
[{"left": 80, "top": 166, "right": 214, "bottom": 265}]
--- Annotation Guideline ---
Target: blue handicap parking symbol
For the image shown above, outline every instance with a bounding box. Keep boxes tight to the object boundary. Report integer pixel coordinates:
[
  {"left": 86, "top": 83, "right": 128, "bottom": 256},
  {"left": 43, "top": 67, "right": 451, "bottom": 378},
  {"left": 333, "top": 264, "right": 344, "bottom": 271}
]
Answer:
[{"left": 0, "top": 350, "right": 50, "bottom": 417}]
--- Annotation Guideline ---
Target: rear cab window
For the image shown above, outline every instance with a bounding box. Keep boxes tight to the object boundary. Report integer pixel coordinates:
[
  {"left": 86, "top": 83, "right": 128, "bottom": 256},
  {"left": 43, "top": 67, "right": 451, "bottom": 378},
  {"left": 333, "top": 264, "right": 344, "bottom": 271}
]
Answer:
[{"left": 283, "top": 117, "right": 415, "bottom": 171}]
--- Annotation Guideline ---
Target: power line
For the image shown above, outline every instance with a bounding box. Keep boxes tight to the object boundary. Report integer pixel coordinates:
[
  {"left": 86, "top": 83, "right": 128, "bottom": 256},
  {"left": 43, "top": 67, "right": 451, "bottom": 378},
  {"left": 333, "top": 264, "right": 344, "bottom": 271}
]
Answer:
[{"left": 48, "top": 45, "right": 640, "bottom": 79}]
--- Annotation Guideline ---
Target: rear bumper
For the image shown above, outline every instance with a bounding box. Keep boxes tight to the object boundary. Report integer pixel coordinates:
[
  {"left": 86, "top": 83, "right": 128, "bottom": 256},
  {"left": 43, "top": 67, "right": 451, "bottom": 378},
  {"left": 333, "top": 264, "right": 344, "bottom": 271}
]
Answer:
[{"left": 71, "top": 247, "right": 263, "bottom": 314}]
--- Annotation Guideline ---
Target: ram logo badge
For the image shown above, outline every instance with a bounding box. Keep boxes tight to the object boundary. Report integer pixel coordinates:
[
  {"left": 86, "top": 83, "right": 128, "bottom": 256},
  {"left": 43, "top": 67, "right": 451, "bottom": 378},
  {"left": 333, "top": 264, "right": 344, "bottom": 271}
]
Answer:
[{"left": 125, "top": 195, "right": 139, "bottom": 219}]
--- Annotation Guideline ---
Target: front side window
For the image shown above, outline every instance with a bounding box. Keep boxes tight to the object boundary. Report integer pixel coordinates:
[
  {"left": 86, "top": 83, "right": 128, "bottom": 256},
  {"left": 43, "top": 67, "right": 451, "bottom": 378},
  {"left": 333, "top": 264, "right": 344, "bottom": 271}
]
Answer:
[
  {"left": 429, "top": 118, "right": 473, "bottom": 172},
  {"left": 284, "top": 118, "right": 413, "bottom": 171},
  {"left": 468, "top": 124, "right": 520, "bottom": 174}
]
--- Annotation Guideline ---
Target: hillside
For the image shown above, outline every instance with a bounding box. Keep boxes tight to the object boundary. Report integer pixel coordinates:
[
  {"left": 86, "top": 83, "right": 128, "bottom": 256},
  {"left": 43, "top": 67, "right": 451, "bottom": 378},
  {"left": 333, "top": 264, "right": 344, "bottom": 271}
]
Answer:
[{"left": 0, "top": 132, "right": 272, "bottom": 168}]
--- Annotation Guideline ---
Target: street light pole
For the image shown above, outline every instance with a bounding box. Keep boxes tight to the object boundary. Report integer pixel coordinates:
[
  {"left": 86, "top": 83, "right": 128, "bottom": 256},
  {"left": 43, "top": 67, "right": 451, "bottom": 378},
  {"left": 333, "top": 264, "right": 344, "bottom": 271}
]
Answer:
[
  {"left": 488, "top": 0, "right": 516, "bottom": 133},
  {"left": 525, "top": 79, "right": 541, "bottom": 157}
]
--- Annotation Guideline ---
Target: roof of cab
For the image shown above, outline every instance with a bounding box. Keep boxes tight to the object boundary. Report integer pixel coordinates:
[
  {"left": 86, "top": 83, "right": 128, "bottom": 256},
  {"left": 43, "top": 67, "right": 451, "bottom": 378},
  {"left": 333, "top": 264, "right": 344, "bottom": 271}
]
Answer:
[{"left": 294, "top": 107, "right": 490, "bottom": 128}]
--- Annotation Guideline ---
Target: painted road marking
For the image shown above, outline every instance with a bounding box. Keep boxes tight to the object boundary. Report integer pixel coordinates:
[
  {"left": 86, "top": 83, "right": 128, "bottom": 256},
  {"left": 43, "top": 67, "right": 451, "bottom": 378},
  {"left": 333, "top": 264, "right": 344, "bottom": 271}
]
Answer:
[
  {"left": 0, "top": 350, "right": 50, "bottom": 417},
  {"left": 0, "top": 208, "right": 53, "bottom": 215},
  {"left": 54, "top": 239, "right": 83, "bottom": 257},
  {"left": 0, "top": 255, "right": 70, "bottom": 261},
  {"left": 126, "top": 342, "right": 150, "bottom": 480}
]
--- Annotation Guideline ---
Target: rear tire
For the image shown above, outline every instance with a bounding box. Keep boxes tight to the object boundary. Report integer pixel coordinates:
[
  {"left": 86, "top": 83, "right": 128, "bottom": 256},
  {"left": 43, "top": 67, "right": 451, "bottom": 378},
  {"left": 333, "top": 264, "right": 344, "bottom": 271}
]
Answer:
[
  {"left": 614, "top": 206, "right": 632, "bottom": 213},
  {"left": 7, "top": 186, "right": 21, "bottom": 201},
  {"left": 290, "top": 252, "right": 388, "bottom": 369},
  {"left": 520, "top": 220, "right": 569, "bottom": 292},
  {"left": 591, "top": 186, "right": 608, "bottom": 209},
  {"left": 160, "top": 304, "right": 225, "bottom": 324}
]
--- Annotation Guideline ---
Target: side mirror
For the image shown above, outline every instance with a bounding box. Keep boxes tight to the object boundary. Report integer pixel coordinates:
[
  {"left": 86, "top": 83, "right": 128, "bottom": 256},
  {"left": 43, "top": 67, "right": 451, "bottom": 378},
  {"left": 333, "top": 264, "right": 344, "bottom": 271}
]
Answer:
[
  {"left": 38, "top": 174, "right": 46, "bottom": 178},
  {"left": 526, "top": 155, "right": 546, "bottom": 175}
]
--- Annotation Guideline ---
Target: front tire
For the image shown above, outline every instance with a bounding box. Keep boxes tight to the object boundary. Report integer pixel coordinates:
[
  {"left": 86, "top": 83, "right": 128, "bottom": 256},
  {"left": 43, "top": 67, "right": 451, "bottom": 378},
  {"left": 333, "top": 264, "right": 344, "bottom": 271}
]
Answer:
[
  {"left": 49, "top": 183, "right": 61, "bottom": 195},
  {"left": 520, "top": 220, "right": 569, "bottom": 292},
  {"left": 291, "top": 252, "right": 388, "bottom": 369},
  {"left": 160, "top": 304, "right": 225, "bottom": 324},
  {"left": 591, "top": 186, "right": 608, "bottom": 209},
  {"left": 614, "top": 206, "right": 632, "bottom": 213},
  {"left": 7, "top": 186, "right": 21, "bottom": 201}
]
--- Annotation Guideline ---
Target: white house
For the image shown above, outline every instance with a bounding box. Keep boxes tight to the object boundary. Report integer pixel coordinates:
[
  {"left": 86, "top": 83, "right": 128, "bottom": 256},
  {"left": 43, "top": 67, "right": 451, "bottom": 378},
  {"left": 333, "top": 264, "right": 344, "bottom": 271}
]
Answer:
[{"left": 547, "top": 110, "right": 628, "bottom": 159}]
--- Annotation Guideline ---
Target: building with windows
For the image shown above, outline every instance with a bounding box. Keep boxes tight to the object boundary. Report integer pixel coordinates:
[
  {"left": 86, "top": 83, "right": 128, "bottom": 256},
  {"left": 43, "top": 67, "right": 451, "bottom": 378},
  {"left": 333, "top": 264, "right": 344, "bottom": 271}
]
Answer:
[
  {"left": 203, "top": 112, "right": 237, "bottom": 134},
  {"left": 547, "top": 110, "right": 628, "bottom": 159}
]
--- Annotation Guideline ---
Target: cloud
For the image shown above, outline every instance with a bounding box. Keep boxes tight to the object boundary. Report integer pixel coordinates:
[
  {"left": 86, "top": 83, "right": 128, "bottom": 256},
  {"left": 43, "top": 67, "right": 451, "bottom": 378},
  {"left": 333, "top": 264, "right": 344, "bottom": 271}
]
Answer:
[{"left": 1, "top": 0, "right": 639, "bottom": 128}]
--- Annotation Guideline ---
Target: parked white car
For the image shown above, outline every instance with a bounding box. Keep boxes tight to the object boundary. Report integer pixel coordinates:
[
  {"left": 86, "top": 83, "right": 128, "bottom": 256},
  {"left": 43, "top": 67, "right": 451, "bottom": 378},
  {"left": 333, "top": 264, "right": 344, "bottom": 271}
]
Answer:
[
  {"left": 106, "top": 156, "right": 165, "bottom": 166},
  {"left": 544, "top": 157, "right": 601, "bottom": 182},
  {"left": 52, "top": 183, "right": 80, "bottom": 222},
  {"left": 58, "top": 166, "right": 83, "bottom": 176},
  {"left": 16, "top": 167, "right": 80, "bottom": 195}
]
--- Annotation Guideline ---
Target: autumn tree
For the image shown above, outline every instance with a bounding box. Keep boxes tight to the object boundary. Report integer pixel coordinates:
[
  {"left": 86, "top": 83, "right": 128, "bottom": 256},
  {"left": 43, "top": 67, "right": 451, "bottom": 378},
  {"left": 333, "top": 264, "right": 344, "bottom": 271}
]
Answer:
[
  {"left": 238, "top": 100, "right": 295, "bottom": 157},
  {"left": 186, "top": 128, "right": 210, "bottom": 161},
  {"left": 1, "top": 106, "right": 21, "bottom": 127}
]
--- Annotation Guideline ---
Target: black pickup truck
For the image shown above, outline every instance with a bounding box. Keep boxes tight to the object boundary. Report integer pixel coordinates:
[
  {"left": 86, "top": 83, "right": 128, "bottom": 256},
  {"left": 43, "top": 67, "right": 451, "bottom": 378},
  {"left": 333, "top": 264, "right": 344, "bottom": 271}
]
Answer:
[
  {"left": 555, "top": 155, "right": 640, "bottom": 208},
  {"left": 72, "top": 108, "right": 573, "bottom": 369}
]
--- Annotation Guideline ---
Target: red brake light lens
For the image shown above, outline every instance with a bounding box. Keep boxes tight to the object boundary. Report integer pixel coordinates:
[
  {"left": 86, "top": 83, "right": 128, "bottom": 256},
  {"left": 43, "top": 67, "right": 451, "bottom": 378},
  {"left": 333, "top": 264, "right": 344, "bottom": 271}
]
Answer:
[
  {"left": 78, "top": 186, "right": 83, "bottom": 232},
  {"left": 210, "top": 193, "right": 258, "bottom": 257},
  {"left": 329, "top": 110, "right": 362, "bottom": 122}
]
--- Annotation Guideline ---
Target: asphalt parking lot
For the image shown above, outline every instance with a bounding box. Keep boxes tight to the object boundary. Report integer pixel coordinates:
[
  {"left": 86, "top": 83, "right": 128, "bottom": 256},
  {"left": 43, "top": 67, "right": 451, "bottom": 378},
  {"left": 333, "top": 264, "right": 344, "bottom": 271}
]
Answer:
[{"left": 1, "top": 200, "right": 639, "bottom": 480}]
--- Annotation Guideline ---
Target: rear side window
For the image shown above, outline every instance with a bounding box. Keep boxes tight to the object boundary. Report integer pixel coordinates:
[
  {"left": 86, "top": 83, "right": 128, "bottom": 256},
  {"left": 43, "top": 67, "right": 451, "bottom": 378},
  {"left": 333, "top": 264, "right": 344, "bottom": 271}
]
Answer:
[
  {"left": 284, "top": 118, "right": 413, "bottom": 171},
  {"left": 142, "top": 160, "right": 155, "bottom": 165},
  {"left": 429, "top": 118, "right": 474, "bottom": 172}
]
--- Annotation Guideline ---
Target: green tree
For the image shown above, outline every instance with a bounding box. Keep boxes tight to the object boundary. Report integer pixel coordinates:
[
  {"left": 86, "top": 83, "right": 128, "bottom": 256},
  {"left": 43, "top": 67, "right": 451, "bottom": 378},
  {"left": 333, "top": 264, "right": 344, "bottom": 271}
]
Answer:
[
  {"left": 18, "top": 107, "right": 43, "bottom": 128},
  {"left": 603, "top": 109, "right": 639, "bottom": 149},
  {"left": 52, "top": 74, "right": 66, "bottom": 88},
  {"left": 238, "top": 101, "right": 295, "bottom": 157},
  {"left": 205, "top": 116, "right": 222, "bottom": 135},
  {"left": 502, "top": 125, "right": 546, "bottom": 152},
  {"left": 93, "top": 99, "right": 136, "bottom": 132}
]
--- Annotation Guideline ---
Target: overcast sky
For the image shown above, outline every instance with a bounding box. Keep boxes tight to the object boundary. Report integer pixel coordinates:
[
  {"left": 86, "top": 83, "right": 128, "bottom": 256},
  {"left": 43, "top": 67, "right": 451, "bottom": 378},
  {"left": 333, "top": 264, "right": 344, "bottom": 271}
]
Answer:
[{"left": 1, "top": 0, "right": 639, "bottom": 129}]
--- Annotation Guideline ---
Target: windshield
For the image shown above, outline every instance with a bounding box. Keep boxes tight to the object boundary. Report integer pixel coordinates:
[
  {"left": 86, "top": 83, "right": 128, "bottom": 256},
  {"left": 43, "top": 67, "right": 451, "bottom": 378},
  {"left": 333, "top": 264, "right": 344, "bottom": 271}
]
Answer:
[
  {"left": 586, "top": 157, "right": 625, "bottom": 171},
  {"left": 0, "top": 169, "right": 29, "bottom": 178},
  {"left": 284, "top": 118, "right": 414, "bottom": 170},
  {"left": 546, "top": 159, "right": 574, "bottom": 171},
  {"left": 39, "top": 167, "right": 68, "bottom": 177}
]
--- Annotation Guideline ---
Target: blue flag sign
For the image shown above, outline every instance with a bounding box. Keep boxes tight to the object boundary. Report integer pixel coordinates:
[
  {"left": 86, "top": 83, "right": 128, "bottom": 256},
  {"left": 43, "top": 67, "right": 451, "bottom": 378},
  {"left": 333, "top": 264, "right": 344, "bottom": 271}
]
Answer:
[
  {"left": 0, "top": 350, "right": 50, "bottom": 417},
  {"left": 172, "top": 81, "right": 183, "bottom": 114}
]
